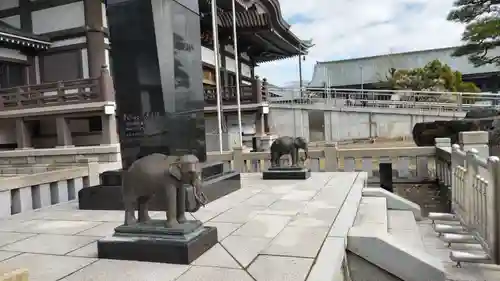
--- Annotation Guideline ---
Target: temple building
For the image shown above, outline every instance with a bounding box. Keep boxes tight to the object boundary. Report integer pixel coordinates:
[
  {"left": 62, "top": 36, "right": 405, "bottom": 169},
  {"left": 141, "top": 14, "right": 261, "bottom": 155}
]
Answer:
[{"left": 0, "top": 0, "right": 309, "bottom": 152}]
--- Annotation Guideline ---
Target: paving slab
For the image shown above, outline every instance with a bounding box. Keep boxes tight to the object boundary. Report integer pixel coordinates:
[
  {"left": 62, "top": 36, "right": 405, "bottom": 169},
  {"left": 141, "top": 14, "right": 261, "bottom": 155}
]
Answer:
[
  {"left": 221, "top": 235, "right": 272, "bottom": 268},
  {"left": 203, "top": 221, "right": 242, "bottom": 241},
  {"left": 175, "top": 266, "right": 254, "bottom": 281},
  {"left": 9, "top": 220, "right": 101, "bottom": 235},
  {"left": 1, "top": 234, "right": 98, "bottom": 255},
  {"left": 0, "top": 232, "right": 35, "bottom": 247},
  {"left": 0, "top": 253, "right": 95, "bottom": 281},
  {"left": 75, "top": 222, "right": 122, "bottom": 237},
  {"left": 262, "top": 226, "right": 329, "bottom": 258},
  {"left": 231, "top": 214, "right": 292, "bottom": 238},
  {"left": 60, "top": 259, "right": 189, "bottom": 281},
  {"left": 0, "top": 172, "right": 365, "bottom": 281},
  {"left": 192, "top": 243, "right": 241, "bottom": 269},
  {"left": 247, "top": 255, "right": 314, "bottom": 281},
  {"left": 0, "top": 251, "right": 20, "bottom": 261},
  {"left": 66, "top": 242, "right": 98, "bottom": 258}
]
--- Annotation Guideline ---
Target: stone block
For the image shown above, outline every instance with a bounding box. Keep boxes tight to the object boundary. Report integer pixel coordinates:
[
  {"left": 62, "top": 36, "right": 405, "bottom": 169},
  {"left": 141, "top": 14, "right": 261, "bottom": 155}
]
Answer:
[
  {"left": 262, "top": 167, "right": 311, "bottom": 180},
  {"left": 98, "top": 225, "right": 218, "bottom": 264},
  {"left": 10, "top": 188, "right": 32, "bottom": 214},
  {"left": 50, "top": 181, "right": 69, "bottom": 204},
  {"left": 0, "top": 190, "right": 11, "bottom": 218}
]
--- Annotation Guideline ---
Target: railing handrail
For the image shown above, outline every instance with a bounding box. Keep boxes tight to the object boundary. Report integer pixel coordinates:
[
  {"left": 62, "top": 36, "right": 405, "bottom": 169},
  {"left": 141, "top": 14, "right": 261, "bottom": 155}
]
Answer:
[
  {"left": 0, "top": 66, "right": 114, "bottom": 110},
  {"left": 270, "top": 86, "right": 497, "bottom": 98}
]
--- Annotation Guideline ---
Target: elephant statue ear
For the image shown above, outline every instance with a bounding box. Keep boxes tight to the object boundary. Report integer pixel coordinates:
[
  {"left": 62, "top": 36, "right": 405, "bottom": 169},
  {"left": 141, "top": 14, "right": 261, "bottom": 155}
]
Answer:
[{"left": 169, "top": 163, "right": 182, "bottom": 180}]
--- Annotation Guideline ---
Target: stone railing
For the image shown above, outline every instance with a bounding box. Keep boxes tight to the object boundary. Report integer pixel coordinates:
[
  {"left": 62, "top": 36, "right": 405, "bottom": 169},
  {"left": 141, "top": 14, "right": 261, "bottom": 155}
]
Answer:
[
  {"left": 435, "top": 131, "right": 500, "bottom": 265},
  {"left": 0, "top": 159, "right": 100, "bottom": 219},
  {"left": 0, "top": 66, "right": 114, "bottom": 111},
  {"left": 0, "top": 144, "right": 121, "bottom": 176},
  {"left": 208, "top": 145, "right": 436, "bottom": 182}
]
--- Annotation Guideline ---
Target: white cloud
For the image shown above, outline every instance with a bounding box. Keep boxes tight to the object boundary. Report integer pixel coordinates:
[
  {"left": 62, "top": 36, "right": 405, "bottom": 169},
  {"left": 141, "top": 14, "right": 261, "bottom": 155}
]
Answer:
[{"left": 256, "top": 0, "right": 465, "bottom": 86}]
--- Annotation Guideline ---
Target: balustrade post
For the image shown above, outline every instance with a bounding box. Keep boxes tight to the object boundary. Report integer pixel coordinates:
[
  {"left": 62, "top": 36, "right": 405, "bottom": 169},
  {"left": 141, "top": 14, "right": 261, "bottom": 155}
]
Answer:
[
  {"left": 254, "top": 76, "right": 263, "bottom": 103},
  {"left": 486, "top": 156, "right": 500, "bottom": 264},
  {"left": 435, "top": 137, "right": 451, "bottom": 187},
  {"left": 232, "top": 146, "right": 244, "bottom": 172},
  {"left": 465, "top": 149, "right": 479, "bottom": 227},
  {"left": 459, "top": 131, "right": 489, "bottom": 159},
  {"left": 323, "top": 142, "right": 338, "bottom": 172},
  {"left": 99, "top": 65, "right": 115, "bottom": 102},
  {"left": 451, "top": 144, "right": 461, "bottom": 212}
]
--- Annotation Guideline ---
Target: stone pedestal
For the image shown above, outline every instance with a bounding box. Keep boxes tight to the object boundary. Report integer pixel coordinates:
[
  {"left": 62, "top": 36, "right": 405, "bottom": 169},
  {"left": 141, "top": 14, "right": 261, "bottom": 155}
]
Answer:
[
  {"left": 263, "top": 167, "right": 311, "bottom": 180},
  {"left": 98, "top": 220, "right": 217, "bottom": 264},
  {"left": 78, "top": 162, "right": 241, "bottom": 210}
]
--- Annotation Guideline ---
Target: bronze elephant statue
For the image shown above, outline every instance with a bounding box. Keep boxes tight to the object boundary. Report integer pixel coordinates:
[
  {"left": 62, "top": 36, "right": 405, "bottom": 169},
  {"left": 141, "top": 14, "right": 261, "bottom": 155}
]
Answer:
[
  {"left": 121, "top": 153, "right": 206, "bottom": 228},
  {"left": 270, "top": 136, "right": 308, "bottom": 167}
]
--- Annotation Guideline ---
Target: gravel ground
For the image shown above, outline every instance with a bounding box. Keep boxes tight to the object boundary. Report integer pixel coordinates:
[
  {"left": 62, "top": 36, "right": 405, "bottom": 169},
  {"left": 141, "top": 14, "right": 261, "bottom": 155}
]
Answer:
[{"left": 394, "top": 183, "right": 450, "bottom": 217}]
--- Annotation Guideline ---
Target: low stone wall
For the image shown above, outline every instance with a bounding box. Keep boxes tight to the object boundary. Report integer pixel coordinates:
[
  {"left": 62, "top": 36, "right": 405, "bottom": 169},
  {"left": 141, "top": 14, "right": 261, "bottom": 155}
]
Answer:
[
  {"left": 0, "top": 144, "right": 121, "bottom": 176},
  {"left": 0, "top": 163, "right": 100, "bottom": 218}
]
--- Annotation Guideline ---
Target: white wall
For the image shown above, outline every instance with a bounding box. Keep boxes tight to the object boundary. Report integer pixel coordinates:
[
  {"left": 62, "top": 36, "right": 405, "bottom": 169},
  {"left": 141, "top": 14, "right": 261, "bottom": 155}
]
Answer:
[
  {"left": 0, "top": 47, "right": 27, "bottom": 61},
  {"left": 32, "top": 1, "right": 85, "bottom": 34},
  {"left": 0, "top": 15, "right": 20, "bottom": 28},
  {"left": 0, "top": 0, "right": 18, "bottom": 10},
  {"left": 269, "top": 104, "right": 465, "bottom": 142}
]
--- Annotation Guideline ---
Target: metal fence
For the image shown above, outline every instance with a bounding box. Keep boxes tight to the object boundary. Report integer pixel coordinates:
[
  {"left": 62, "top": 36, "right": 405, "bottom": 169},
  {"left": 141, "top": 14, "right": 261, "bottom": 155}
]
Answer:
[{"left": 267, "top": 86, "right": 500, "bottom": 112}]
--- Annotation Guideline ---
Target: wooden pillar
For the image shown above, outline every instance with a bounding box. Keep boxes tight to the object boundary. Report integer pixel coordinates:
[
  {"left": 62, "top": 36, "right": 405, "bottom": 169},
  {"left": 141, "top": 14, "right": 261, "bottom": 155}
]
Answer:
[
  {"left": 15, "top": 118, "right": 31, "bottom": 149},
  {"left": 56, "top": 117, "right": 73, "bottom": 147},
  {"left": 101, "top": 114, "right": 119, "bottom": 145},
  {"left": 84, "top": 0, "right": 106, "bottom": 78}
]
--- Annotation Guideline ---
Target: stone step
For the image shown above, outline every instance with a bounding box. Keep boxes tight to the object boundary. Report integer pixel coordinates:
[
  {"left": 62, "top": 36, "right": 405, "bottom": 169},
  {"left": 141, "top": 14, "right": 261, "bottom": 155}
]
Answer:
[
  {"left": 352, "top": 197, "right": 388, "bottom": 233},
  {"left": 433, "top": 223, "right": 467, "bottom": 235},
  {"left": 428, "top": 212, "right": 459, "bottom": 224},
  {"left": 450, "top": 250, "right": 491, "bottom": 267},
  {"left": 363, "top": 187, "right": 422, "bottom": 220},
  {"left": 388, "top": 210, "right": 424, "bottom": 250},
  {"left": 348, "top": 226, "right": 446, "bottom": 281},
  {"left": 442, "top": 233, "right": 478, "bottom": 246}
]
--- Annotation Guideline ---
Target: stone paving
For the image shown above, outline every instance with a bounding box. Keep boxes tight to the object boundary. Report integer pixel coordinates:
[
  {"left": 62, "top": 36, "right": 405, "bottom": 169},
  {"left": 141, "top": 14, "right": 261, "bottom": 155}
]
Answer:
[{"left": 0, "top": 172, "right": 361, "bottom": 281}]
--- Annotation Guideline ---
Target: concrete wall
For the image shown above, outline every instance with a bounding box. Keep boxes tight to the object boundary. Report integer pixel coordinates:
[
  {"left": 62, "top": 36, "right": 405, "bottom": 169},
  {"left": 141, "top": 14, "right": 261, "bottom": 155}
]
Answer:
[{"left": 269, "top": 104, "right": 465, "bottom": 142}]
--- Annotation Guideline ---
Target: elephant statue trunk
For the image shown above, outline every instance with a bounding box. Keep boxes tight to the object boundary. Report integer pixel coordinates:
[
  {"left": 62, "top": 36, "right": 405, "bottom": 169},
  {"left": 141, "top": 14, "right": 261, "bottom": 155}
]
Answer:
[{"left": 303, "top": 147, "right": 309, "bottom": 161}]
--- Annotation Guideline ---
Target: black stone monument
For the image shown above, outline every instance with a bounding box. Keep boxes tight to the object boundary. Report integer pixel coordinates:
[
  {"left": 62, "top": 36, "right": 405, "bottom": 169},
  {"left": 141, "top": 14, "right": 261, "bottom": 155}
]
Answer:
[{"left": 78, "top": 0, "right": 241, "bottom": 211}]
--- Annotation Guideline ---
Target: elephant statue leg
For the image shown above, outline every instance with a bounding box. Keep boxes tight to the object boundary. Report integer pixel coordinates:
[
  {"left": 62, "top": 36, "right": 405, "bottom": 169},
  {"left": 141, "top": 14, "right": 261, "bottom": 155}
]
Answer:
[
  {"left": 271, "top": 151, "right": 281, "bottom": 167},
  {"left": 165, "top": 184, "right": 179, "bottom": 228},
  {"left": 123, "top": 198, "right": 137, "bottom": 225},
  {"left": 290, "top": 148, "right": 298, "bottom": 167},
  {"left": 137, "top": 196, "right": 151, "bottom": 223},
  {"left": 176, "top": 186, "right": 187, "bottom": 223}
]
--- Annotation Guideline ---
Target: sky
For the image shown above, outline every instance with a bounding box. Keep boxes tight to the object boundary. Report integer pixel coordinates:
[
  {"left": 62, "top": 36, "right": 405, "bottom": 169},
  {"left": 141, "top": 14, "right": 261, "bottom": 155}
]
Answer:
[{"left": 255, "top": 0, "right": 466, "bottom": 86}]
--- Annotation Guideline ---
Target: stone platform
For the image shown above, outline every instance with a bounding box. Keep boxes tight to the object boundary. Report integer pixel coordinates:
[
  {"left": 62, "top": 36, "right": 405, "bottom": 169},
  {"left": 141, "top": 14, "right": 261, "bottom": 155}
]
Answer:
[{"left": 0, "top": 173, "right": 497, "bottom": 280}]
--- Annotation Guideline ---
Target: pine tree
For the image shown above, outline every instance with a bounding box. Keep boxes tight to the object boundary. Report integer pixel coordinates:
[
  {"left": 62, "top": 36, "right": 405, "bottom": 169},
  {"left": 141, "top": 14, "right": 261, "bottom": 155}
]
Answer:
[{"left": 447, "top": 0, "right": 500, "bottom": 66}]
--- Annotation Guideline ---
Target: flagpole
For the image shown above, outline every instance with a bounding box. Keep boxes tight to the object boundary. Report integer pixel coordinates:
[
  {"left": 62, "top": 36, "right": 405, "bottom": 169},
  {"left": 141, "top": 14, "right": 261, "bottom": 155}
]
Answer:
[
  {"left": 231, "top": 0, "right": 243, "bottom": 147},
  {"left": 211, "top": 0, "right": 223, "bottom": 152}
]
